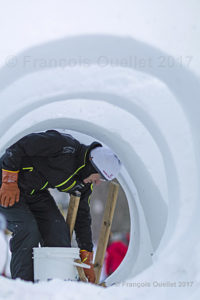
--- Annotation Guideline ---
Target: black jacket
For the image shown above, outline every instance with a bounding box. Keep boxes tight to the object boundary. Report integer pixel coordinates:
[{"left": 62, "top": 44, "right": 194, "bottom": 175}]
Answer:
[{"left": 0, "top": 130, "right": 102, "bottom": 251}]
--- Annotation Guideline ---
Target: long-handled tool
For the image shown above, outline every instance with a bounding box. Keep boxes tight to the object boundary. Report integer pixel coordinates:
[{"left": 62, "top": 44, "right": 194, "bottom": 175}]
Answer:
[
  {"left": 66, "top": 191, "right": 81, "bottom": 240},
  {"left": 94, "top": 181, "right": 119, "bottom": 285},
  {"left": 66, "top": 191, "right": 87, "bottom": 282},
  {"left": 66, "top": 182, "right": 119, "bottom": 285}
]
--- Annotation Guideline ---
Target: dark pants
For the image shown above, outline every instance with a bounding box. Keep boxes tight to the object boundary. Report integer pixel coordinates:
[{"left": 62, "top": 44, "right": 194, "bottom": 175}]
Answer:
[{"left": 0, "top": 190, "right": 71, "bottom": 281}]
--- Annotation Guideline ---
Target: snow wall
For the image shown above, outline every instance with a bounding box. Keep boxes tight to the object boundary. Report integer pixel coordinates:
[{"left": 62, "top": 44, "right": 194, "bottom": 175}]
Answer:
[{"left": 0, "top": 35, "right": 200, "bottom": 295}]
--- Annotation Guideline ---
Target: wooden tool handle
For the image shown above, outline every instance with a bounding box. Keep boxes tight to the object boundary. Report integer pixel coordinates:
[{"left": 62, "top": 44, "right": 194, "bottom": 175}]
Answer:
[
  {"left": 94, "top": 182, "right": 119, "bottom": 284},
  {"left": 66, "top": 191, "right": 87, "bottom": 281},
  {"left": 66, "top": 191, "right": 81, "bottom": 240}
]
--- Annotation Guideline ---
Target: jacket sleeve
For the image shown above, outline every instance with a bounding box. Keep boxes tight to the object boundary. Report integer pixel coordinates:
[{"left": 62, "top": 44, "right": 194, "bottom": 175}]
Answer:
[
  {"left": 1, "top": 130, "right": 79, "bottom": 171},
  {"left": 74, "top": 184, "right": 93, "bottom": 252}
]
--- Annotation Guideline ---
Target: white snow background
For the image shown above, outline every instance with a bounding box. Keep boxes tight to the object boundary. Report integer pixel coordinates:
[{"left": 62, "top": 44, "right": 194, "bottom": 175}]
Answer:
[{"left": 0, "top": 0, "right": 200, "bottom": 299}]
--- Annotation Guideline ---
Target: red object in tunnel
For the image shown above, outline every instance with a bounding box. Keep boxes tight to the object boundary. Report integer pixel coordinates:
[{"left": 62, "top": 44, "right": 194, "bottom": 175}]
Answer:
[{"left": 105, "top": 240, "right": 128, "bottom": 276}]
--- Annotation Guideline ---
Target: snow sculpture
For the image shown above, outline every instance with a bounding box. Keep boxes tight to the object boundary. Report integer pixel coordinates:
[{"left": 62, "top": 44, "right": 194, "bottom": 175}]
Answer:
[{"left": 0, "top": 36, "right": 200, "bottom": 297}]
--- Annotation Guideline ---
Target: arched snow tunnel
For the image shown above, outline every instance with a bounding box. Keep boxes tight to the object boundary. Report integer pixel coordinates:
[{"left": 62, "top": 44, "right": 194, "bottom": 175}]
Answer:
[{"left": 0, "top": 35, "right": 200, "bottom": 286}]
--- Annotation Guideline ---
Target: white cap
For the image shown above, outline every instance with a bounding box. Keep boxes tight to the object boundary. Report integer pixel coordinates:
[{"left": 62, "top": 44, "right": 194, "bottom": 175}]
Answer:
[{"left": 90, "top": 147, "right": 121, "bottom": 181}]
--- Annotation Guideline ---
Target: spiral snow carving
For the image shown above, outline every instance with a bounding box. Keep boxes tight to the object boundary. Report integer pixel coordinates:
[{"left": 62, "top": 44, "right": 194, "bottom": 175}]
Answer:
[{"left": 0, "top": 35, "right": 200, "bottom": 299}]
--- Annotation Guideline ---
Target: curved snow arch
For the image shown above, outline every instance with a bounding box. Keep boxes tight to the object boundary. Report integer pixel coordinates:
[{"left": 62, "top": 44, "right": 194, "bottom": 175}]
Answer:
[
  {"left": 0, "top": 97, "right": 169, "bottom": 283},
  {"left": 0, "top": 77, "right": 177, "bottom": 245},
  {"left": 0, "top": 80, "right": 193, "bottom": 283},
  {"left": 0, "top": 66, "right": 191, "bottom": 249},
  {"left": 0, "top": 35, "right": 199, "bottom": 285},
  {"left": 0, "top": 112, "right": 155, "bottom": 280}
]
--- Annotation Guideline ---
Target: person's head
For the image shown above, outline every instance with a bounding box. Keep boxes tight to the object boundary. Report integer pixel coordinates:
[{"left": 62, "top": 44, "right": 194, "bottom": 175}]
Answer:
[{"left": 83, "top": 146, "right": 121, "bottom": 185}]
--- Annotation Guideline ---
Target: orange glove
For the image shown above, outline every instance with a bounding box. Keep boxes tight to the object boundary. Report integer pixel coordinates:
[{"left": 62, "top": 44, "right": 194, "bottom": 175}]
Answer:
[
  {"left": 80, "top": 250, "right": 96, "bottom": 283},
  {"left": 0, "top": 170, "right": 20, "bottom": 207}
]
